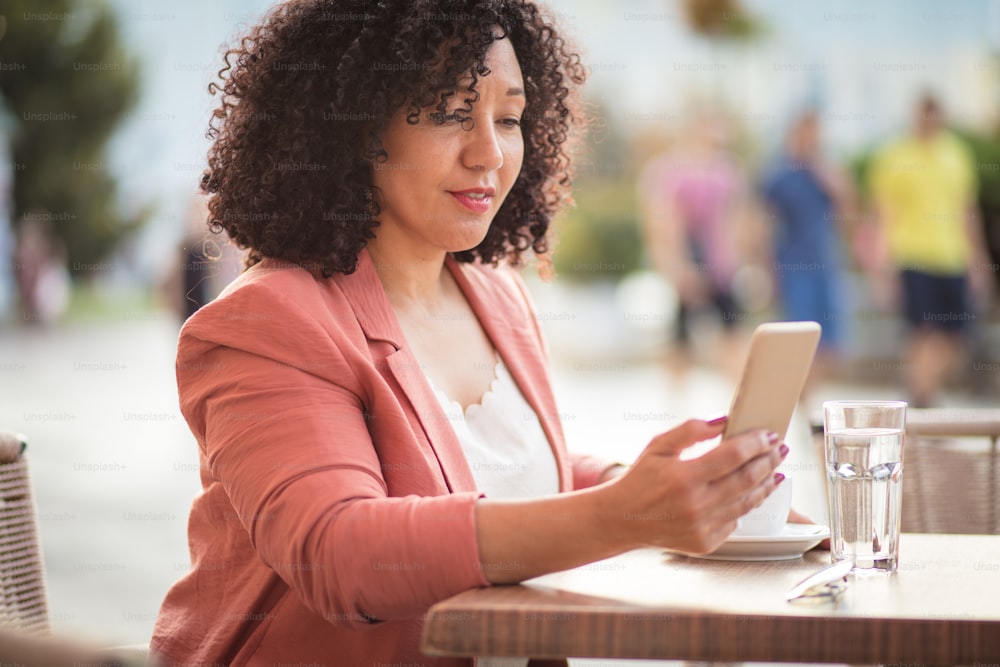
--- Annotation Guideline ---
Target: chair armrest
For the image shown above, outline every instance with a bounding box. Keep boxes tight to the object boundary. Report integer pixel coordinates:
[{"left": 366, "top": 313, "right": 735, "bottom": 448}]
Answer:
[{"left": 906, "top": 408, "right": 1000, "bottom": 441}]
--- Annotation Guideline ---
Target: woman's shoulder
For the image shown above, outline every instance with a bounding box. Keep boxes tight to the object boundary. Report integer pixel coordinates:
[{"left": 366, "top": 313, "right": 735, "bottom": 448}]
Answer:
[
  {"left": 193, "top": 259, "right": 332, "bottom": 320},
  {"left": 217, "top": 257, "right": 325, "bottom": 298},
  {"left": 180, "top": 257, "right": 370, "bottom": 357}
]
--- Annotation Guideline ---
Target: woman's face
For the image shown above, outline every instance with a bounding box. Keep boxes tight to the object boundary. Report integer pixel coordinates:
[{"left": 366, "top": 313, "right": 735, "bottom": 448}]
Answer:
[{"left": 369, "top": 37, "right": 526, "bottom": 261}]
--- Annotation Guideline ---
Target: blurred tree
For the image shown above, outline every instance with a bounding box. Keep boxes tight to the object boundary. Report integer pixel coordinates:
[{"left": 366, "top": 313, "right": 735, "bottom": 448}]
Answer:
[
  {"left": 955, "top": 129, "right": 1000, "bottom": 293},
  {"left": 552, "top": 100, "right": 643, "bottom": 282},
  {"left": 0, "top": 0, "right": 144, "bottom": 277},
  {"left": 681, "top": 0, "right": 763, "bottom": 40}
]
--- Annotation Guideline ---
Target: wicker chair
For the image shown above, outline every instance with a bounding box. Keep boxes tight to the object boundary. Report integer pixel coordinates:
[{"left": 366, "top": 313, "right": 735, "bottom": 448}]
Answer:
[
  {"left": 902, "top": 407, "right": 1000, "bottom": 534},
  {"left": 0, "top": 431, "right": 152, "bottom": 666},
  {"left": 0, "top": 431, "right": 49, "bottom": 635}
]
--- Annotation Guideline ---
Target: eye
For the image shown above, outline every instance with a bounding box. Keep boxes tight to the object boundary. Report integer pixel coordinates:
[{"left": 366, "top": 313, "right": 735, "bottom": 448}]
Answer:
[{"left": 499, "top": 117, "right": 522, "bottom": 129}]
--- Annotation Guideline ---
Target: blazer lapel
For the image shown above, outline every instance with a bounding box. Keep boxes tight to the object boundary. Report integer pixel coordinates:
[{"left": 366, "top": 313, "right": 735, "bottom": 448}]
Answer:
[
  {"left": 335, "top": 249, "right": 478, "bottom": 493},
  {"left": 446, "top": 257, "right": 571, "bottom": 492}
]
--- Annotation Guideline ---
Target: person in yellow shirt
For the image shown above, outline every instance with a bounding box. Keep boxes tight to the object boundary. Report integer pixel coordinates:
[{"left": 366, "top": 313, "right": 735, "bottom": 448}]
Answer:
[{"left": 869, "top": 94, "right": 990, "bottom": 407}]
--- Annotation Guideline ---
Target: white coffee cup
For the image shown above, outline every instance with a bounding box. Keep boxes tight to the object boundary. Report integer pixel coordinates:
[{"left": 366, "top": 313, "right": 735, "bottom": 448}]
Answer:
[{"left": 732, "top": 477, "right": 793, "bottom": 537}]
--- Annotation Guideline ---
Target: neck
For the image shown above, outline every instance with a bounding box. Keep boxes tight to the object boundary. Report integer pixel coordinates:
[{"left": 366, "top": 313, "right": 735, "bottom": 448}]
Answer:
[{"left": 367, "top": 242, "right": 450, "bottom": 307}]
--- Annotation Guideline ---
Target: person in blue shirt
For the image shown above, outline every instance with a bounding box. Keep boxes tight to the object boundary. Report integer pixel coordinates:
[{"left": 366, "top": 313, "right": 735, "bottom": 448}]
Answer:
[{"left": 761, "top": 109, "right": 855, "bottom": 397}]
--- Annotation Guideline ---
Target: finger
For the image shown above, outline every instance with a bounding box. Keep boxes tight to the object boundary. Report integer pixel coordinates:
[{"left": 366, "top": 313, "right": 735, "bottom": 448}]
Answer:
[
  {"left": 693, "top": 428, "right": 780, "bottom": 482},
  {"left": 643, "top": 418, "right": 727, "bottom": 458},
  {"left": 705, "top": 444, "right": 788, "bottom": 510},
  {"left": 713, "top": 471, "right": 785, "bottom": 526},
  {"left": 678, "top": 518, "right": 740, "bottom": 556}
]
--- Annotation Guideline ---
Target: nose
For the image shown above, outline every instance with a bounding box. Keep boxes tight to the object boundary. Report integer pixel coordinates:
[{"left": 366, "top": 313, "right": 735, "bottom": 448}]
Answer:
[{"left": 461, "top": 119, "right": 504, "bottom": 172}]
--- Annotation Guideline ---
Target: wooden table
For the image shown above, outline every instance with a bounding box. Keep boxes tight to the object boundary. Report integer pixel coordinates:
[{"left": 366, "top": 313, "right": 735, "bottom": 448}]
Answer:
[{"left": 422, "top": 533, "right": 1000, "bottom": 665}]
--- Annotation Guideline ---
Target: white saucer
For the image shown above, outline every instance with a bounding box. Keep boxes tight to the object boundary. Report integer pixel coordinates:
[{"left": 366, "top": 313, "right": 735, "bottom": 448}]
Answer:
[{"left": 696, "top": 524, "right": 830, "bottom": 561}]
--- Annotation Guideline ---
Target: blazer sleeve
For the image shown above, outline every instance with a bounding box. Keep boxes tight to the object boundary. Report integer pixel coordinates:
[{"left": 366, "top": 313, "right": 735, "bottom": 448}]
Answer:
[{"left": 177, "top": 279, "right": 490, "bottom": 628}]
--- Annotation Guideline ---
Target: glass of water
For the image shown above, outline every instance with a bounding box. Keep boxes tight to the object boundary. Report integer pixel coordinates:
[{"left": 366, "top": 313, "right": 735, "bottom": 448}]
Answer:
[{"left": 823, "top": 400, "right": 906, "bottom": 573}]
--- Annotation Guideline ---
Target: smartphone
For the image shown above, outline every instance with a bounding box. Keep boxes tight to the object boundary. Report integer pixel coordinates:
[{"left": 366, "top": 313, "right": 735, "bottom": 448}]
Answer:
[{"left": 722, "top": 321, "right": 822, "bottom": 441}]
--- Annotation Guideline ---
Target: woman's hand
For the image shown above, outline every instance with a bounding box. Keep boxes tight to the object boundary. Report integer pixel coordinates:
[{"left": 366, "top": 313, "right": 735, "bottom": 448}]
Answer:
[
  {"left": 475, "top": 417, "right": 787, "bottom": 583},
  {"left": 598, "top": 417, "right": 788, "bottom": 555}
]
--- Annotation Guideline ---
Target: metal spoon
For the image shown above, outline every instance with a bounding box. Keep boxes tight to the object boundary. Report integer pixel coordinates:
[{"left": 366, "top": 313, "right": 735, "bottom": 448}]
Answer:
[{"left": 786, "top": 560, "right": 853, "bottom": 603}]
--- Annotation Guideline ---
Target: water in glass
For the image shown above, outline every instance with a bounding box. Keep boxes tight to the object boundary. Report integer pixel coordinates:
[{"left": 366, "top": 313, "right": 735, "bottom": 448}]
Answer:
[{"left": 826, "top": 426, "right": 903, "bottom": 572}]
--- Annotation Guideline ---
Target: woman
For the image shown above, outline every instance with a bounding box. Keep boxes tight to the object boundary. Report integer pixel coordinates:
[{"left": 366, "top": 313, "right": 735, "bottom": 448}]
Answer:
[{"left": 151, "top": 1, "right": 788, "bottom": 665}]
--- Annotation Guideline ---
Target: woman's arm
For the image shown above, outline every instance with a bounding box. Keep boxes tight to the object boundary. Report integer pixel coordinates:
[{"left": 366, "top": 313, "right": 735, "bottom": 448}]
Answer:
[
  {"left": 476, "top": 418, "right": 787, "bottom": 583},
  {"left": 568, "top": 453, "right": 625, "bottom": 490}
]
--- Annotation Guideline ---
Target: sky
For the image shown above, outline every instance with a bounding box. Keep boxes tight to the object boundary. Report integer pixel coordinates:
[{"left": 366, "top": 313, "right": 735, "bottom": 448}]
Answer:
[
  {"left": 549, "top": 0, "right": 997, "bottom": 146},
  {"left": 100, "top": 0, "right": 999, "bottom": 280}
]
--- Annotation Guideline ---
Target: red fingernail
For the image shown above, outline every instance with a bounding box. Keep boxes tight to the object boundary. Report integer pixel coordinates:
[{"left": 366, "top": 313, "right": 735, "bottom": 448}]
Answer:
[
  {"left": 774, "top": 472, "right": 786, "bottom": 484},
  {"left": 707, "top": 416, "right": 728, "bottom": 426},
  {"left": 767, "top": 431, "right": 780, "bottom": 444},
  {"left": 779, "top": 444, "right": 789, "bottom": 456}
]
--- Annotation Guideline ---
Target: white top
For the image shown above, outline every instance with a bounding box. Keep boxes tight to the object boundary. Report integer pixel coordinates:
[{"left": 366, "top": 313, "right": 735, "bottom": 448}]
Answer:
[
  {"left": 429, "top": 358, "right": 560, "bottom": 500},
  {"left": 428, "top": 358, "right": 560, "bottom": 667}
]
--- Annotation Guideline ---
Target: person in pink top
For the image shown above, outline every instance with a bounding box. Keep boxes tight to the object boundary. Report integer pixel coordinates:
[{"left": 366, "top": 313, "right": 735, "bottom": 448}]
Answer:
[
  {"left": 639, "top": 111, "right": 752, "bottom": 375},
  {"left": 150, "top": 2, "right": 790, "bottom": 665}
]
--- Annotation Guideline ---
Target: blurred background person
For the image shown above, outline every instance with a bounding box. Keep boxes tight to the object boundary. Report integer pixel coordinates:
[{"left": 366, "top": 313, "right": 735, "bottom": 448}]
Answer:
[
  {"left": 158, "top": 194, "right": 242, "bottom": 324},
  {"left": 13, "top": 216, "right": 69, "bottom": 326},
  {"left": 638, "top": 108, "right": 753, "bottom": 377},
  {"left": 760, "top": 108, "right": 856, "bottom": 407},
  {"left": 0, "top": 141, "right": 15, "bottom": 324},
  {"left": 0, "top": 216, "right": 11, "bottom": 324},
  {"left": 868, "top": 93, "right": 991, "bottom": 408}
]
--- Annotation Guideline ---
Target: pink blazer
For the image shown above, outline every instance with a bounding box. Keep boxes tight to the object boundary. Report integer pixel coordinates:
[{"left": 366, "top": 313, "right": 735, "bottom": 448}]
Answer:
[{"left": 151, "top": 249, "right": 611, "bottom": 666}]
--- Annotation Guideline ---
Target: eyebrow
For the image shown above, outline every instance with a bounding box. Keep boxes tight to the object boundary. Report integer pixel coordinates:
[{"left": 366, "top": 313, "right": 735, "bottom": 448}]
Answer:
[{"left": 507, "top": 86, "right": 524, "bottom": 97}]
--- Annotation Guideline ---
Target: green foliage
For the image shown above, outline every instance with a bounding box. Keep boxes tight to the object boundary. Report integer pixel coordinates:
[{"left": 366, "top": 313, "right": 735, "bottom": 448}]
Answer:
[
  {"left": 847, "top": 149, "right": 874, "bottom": 204},
  {"left": 682, "top": 0, "right": 765, "bottom": 41},
  {"left": 552, "top": 178, "right": 644, "bottom": 281},
  {"left": 550, "top": 105, "right": 646, "bottom": 282},
  {"left": 0, "top": 0, "right": 145, "bottom": 276},
  {"left": 956, "top": 128, "right": 1000, "bottom": 209}
]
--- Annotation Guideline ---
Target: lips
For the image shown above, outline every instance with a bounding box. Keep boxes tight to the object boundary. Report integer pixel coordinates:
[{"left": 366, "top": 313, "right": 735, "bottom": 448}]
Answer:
[{"left": 448, "top": 188, "right": 495, "bottom": 214}]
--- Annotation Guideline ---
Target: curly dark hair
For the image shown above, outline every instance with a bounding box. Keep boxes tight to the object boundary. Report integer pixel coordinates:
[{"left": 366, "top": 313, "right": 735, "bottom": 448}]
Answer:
[{"left": 202, "top": 0, "right": 587, "bottom": 276}]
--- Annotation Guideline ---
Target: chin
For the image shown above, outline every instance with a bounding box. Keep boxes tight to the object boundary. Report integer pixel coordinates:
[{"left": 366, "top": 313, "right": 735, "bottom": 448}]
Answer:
[
  {"left": 447, "top": 222, "right": 493, "bottom": 253},
  {"left": 448, "top": 241, "right": 487, "bottom": 255}
]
